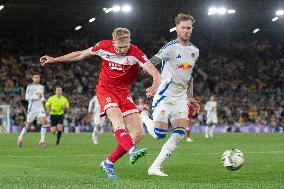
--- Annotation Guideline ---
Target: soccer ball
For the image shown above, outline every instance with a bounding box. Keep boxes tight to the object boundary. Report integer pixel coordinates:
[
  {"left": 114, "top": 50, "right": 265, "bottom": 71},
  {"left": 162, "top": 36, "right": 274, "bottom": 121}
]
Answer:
[{"left": 222, "top": 149, "right": 244, "bottom": 170}]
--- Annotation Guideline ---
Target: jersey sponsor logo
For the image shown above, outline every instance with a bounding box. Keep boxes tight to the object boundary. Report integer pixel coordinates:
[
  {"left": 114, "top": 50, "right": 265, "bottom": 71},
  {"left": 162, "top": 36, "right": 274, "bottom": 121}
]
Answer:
[
  {"left": 108, "top": 62, "right": 125, "bottom": 72},
  {"left": 176, "top": 54, "right": 181, "bottom": 59},
  {"left": 176, "top": 61, "right": 193, "bottom": 70}
]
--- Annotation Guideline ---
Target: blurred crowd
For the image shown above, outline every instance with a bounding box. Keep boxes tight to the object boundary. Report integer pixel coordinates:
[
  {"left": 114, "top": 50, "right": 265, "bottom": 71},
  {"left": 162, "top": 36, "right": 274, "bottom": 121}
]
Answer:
[{"left": 0, "top": 34, "right": 283, "bottom": 131}]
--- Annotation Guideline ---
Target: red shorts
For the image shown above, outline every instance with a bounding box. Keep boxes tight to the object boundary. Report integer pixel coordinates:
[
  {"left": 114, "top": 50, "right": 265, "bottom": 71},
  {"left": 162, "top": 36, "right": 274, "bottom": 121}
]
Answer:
[{"left": 96, "top": 85, "right": 139, "bottom": 117}]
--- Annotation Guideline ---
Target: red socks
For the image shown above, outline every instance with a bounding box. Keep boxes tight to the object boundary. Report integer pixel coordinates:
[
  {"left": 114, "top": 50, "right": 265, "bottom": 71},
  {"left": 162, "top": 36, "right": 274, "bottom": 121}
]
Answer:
[
  {"left": 186, "top": 127, "right": 191, "bottom": 137},
  {"left": 114, "top": 129, "right": 135, "bottom": 152},
  {"left": 107, "top": 144, "right": 127, "bottom": 163}
]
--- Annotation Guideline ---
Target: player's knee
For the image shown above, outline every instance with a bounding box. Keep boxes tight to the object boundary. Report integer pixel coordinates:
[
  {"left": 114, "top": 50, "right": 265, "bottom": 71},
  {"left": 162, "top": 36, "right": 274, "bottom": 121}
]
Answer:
[
  {"left": 132, "top": 129, "right": 144, "bottom": 142},
  {"left": 154, "top": 128, "right": 168, "bottom": 140},
  {"left": 172, "top": 127, "right": 186, "bottom": 140}
]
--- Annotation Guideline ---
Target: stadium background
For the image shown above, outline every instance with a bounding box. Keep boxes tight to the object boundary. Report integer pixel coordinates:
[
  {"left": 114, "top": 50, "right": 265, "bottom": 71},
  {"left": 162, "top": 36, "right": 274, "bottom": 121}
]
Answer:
[
  {"left": 1, "top": 1, "right": 284, "bottom": 189},
  {"left": 0, "top": 0, "right": 283, "bottom": 132}
]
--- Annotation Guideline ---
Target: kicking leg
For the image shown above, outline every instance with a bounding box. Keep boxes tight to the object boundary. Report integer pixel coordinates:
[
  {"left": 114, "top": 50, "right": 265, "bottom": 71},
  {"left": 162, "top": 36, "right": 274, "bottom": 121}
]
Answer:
[
  {"left": 18, "top": 122, "right": 32, "bottom": 148},
  {"left": 148, "top": 118, "right": 187, "bottom": 177}
]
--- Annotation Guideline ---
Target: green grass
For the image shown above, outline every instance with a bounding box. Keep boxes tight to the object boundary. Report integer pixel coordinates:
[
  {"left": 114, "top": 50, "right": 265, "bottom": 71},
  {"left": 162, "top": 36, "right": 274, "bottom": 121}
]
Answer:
[{"left": 0, "top": 133, "right": 283, "bottom": 189}]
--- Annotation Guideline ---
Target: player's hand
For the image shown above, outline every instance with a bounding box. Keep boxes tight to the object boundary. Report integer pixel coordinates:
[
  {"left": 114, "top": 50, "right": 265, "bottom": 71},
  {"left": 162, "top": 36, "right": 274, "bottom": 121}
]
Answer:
[
  {"left": 189, "top": 97, "right": 201, "bottom": 115},
  {"left": 40, "top": 55, "right": 56, "bottom": 66},
  {"left": 35, "top": 92, "right": 42, "bottom": 98},
  {"left": 146, "top": 82, "right": 159, "bottom": 98},
  {"left": 146, "top": 77, "right": 161, "bottom": 98}
]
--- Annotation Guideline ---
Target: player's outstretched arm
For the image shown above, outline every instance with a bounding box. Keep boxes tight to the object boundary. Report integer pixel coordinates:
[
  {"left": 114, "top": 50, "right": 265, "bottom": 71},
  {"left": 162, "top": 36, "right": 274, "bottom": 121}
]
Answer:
[
  {"left": 143, "top": 61, "right": 161, "bottom": 97},
  {"left": 40, "top": 47, "right": 93, "bottom": 66}
]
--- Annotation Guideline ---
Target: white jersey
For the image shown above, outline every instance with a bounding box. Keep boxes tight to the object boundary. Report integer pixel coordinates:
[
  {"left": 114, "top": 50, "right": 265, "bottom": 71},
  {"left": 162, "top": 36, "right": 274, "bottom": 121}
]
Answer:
[
  {"left": 88, "top": 96, "right": 100, "bottom": 114},
  {"left": 205, "top": 100, "right": 218, "bottom": 119},
  {"left": 152, "top": 40, "right": 199, "bottom": 122},
  {"left": 25, "top": 83, "right": 45, "bottom": 111},
  {"left": 155, "top": 39, "right": 199, "bottom": 99}
]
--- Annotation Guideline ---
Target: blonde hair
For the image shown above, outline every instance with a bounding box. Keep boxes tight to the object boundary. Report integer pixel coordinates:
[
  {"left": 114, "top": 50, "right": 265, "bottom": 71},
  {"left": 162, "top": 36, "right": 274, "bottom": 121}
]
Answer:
[
  {"left": 175, "top": 13, "right": 195, "bottom": 25},
  {"left": 112, "top": 27, "right": 131, "bottom": 43}
]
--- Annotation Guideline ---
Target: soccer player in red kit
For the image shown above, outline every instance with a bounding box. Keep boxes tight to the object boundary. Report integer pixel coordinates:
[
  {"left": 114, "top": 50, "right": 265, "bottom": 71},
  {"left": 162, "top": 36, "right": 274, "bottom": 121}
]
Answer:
[{"left": 40, "top": 28, "right": 161, "bottom": 179}]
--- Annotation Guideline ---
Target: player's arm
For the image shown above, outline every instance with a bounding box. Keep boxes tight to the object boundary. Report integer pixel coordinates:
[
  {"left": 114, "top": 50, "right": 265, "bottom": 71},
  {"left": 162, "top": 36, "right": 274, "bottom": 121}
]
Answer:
[
  {"left": 40, "top": 86, "right": 45, "bottom": 102},
  {"left": 187, "top": 78, "right": 200, "bottom": 115},
  {"left": 40, "top": 47, "right": 93, "bottom": 66},
  {"left": 204, "top": 102, "right": 211, "bottom": 111},
  {"left": 150, "top": 44, "right": 171, "bottom": 66},
  {"left": 143, "top": 61, "right": 161, "bottom": 97},
  {"left": 149, "top": 56, "right": 162, "bottom": 66},
  {"left": 25, "top": 85, "right": 39, "bottom": 101},
  {"left": 45, "top": 98, "right": 52, "bottom": 112},
  {"left": 61, "top": 98, "right": 70, "bottom": 111},
  {"left": 88, "top": 98, "right": 94, "bottom": 113}
]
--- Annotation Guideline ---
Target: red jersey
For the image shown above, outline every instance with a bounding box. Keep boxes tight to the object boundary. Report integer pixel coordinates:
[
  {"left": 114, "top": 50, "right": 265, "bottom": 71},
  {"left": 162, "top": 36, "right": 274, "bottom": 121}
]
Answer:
[{"left": 90, "top": 40, "right": 148, "bottom": 89}]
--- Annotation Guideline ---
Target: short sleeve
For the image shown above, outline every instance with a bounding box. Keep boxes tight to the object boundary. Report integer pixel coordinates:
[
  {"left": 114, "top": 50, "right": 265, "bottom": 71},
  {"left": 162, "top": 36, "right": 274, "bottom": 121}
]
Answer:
[
  {"left": 46, "top": 97, "right": 51, "bottom": 107},
  {"left": 90, "top": 40, "right": 106, "bottom": 55},
  {"left": 155, "top": 46, "right": 171, "bottom": 61},
  {"left": 65, "top": 98, "right": 70, "bottom": 108},
  {"left": 133, "top": 47, "right": 149, "bottom": 67}
]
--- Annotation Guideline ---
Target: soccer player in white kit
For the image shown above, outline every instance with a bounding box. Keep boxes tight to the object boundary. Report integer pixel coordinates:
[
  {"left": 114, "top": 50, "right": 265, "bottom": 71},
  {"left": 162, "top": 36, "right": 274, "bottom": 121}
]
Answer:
[
  {"left": 141, "top": 13, "right": 200, "bottom": 176},
  {"left": 204, "top": 95, "right": 218, "bottom": 138},
  {"left": 18, "top": 73, "right": 49, "bottom": 148},
  {"left": 88, "top": 95, "right": 103, "bottom": 144}
]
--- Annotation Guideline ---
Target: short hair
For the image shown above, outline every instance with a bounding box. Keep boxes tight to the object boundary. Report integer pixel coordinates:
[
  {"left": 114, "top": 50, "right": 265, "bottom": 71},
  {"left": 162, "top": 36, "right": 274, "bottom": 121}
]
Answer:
[
  {"left": 33, "top": 72, "right": 40, "bottom": 76},
  {"left": 175, "top": 13, "right": 195, "bottom": 25},
  {"left": 112, "top": 27, "right": 131, "bottom": 43}
]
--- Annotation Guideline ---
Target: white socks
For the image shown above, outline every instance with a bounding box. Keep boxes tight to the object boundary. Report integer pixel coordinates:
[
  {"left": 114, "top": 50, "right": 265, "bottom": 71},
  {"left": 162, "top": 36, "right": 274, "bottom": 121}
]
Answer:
[
  {"left": 19, "top": 126, "right": 27, "bottom": 139},
  {"left": 92, "top": 127, "right": 100, "bottom": 144},
  {"left": 140, "top": 111, "right": 159, "bottom": 139},
  {"left": 151, "top": 133, "right": 184, "bottom": 168},
  {"left": 209, "top": 125, "right": 215, "bottom": 137},
  {"left": 40, "top": 125, "right": 48, "bottom": 143},
  {"left": 205, "top": 125, "right": 215, "bottom": 138}
]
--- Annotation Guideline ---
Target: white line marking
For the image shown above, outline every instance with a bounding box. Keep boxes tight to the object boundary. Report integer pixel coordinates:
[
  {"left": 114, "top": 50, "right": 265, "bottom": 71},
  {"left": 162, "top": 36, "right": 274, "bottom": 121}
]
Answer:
[{"left": 1, "top": 151, "right": 284, "bottom": 158}]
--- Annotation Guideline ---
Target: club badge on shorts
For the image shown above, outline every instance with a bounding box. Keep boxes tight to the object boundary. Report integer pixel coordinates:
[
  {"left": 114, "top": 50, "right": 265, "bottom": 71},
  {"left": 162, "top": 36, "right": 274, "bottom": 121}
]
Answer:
[{"left": 106, "top": 97, "right": 112, "bottom": 103}]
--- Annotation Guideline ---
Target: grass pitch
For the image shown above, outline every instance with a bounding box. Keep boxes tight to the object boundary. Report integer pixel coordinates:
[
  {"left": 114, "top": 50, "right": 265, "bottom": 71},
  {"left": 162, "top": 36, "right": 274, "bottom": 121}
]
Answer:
[{"left": 0, "top": 133, "right": 283, "bottom": 189}]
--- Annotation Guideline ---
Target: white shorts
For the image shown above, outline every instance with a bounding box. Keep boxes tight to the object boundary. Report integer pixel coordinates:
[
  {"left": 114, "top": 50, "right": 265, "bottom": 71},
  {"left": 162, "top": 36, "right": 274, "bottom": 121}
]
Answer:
[
  {"left": 152, "top": 97, "right": 188, "bottom": 123},
  {"left": 27, "top": 108, "right": 46, "bottom": 123},
  {"left": 206, "top": 114, "right": 218, "bottom": 124}
]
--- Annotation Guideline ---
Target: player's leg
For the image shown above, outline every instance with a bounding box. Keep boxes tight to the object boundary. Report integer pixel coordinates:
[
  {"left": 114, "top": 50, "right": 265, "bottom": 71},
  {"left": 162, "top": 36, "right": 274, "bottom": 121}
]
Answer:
[
  {"left": 56, "top": 121, "right": 64, "bottom": 145},
  {"left": 92, "top": 112, "right": 101, "bottom": 144},
  {"left": 18, "top": 122, "right": 32, "bottom": 147},
  {"left": 209, "top": 116, "right": 218, "bottom": 137},
  {"left": 38, "top": 114, "right": 49, "bottom": 148},
  {"left": 209, "top": 124, "right": 215, "bottom": 138},
  {"left": 106, "top": 107, "right": 147, "bottom": 162},
  {"left": 186, "top": 105, "right": 193, "bottom": 142},
  {"left": 141, "top": 103, "right": 169, "bottom": 139},
  {"left": 149, "top": 118, "right": 187, "bottom": 177},
  {"left": 106, "top": 112, "right": 145, "bottom": 165},
  {"left": 148, "top": 101, "right": 188, "bottom": 176},
  {"left": 205, "top": 120, "right": 211, "bottom": 138},
  {"left": 186, "top": 126, "right": 193, "bottom": 142},
  {"left": 92, "top": 124, "right": 101, "bottom": 144},
  {"left": 100, "top": 107, "right": 135, "bottom": 179},
  {"left": 18, "top": 111, "right": 35, "bottom": 147},
  {"left": 50, "top": 115, "right": 57, "bottom": 135}
]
